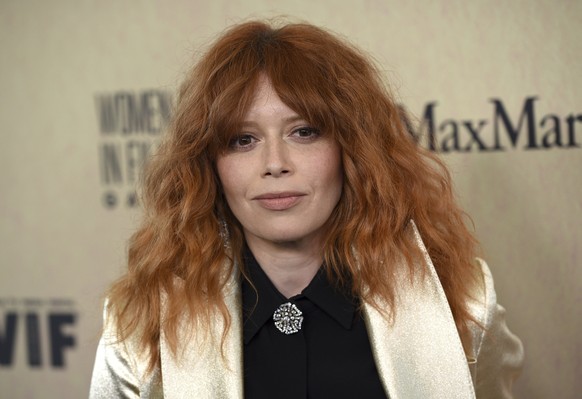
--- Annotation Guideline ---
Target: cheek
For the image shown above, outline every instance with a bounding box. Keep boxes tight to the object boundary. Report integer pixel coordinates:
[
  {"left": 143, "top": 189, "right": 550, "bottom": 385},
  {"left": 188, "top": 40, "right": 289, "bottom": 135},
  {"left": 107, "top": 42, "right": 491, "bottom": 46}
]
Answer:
[
  {"left": 217, "top": 156, "right": 238, "bottom": 186},
  {"left": 216, "top": 158, "right": 241, "bottom": 205},
  {"left": 317, "top": 145, "right": 343, "bottom": 189}
]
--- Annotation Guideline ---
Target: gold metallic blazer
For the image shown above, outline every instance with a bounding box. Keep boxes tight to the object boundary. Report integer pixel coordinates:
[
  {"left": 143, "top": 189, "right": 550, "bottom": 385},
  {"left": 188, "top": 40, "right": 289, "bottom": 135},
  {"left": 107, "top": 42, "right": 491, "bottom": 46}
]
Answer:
[{"left": 90, "top": 225, "right": 524, "bottom": 398}]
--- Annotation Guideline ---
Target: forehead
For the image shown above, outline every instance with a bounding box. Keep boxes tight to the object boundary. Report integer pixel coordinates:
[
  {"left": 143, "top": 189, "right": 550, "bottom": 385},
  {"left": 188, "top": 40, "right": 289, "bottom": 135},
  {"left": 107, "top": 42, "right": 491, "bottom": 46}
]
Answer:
[{"left": 243, "top": 75, "right": 303, "bottom": 123}]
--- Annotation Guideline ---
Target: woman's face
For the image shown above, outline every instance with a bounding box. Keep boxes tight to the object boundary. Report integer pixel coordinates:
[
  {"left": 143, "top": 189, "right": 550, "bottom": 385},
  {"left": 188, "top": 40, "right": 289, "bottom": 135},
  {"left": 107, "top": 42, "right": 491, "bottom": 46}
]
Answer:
[{"left": 216, "top": 76, "right": 343, "bottom": 249}]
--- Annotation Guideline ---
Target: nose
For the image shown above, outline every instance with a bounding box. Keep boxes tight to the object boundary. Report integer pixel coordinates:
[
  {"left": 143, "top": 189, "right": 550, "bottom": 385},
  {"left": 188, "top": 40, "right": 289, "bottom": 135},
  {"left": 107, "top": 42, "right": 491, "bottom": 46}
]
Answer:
[{"left": 262, "top": 138, "right": 292, "bottom": 177}]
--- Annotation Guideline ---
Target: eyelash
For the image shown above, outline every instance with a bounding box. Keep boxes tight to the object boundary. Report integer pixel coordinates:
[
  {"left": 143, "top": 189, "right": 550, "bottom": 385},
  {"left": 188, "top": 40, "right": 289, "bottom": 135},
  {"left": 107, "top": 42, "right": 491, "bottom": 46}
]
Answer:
[
  {"left": 291, "top": 127, "right": 320, "bottom": 140},
  {"left": 227, "top": 126, "right": 321, "bottom": 150},
  {"left": 228, "top": 134, "right": 256, "bottom": 149}
]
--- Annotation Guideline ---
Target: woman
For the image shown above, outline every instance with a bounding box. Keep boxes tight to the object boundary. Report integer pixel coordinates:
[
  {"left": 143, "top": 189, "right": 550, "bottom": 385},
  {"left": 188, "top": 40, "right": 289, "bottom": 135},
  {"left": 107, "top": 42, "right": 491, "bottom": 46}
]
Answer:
[{"left": 90, "top": 20, "right": 524, "bottom": 398}]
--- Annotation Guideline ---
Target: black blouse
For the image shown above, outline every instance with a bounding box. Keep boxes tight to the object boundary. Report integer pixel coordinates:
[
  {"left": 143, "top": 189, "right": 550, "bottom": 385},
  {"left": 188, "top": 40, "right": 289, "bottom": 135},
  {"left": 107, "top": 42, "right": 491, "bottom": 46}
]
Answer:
[{"left": 242, "top": 248, "right": 388, "bottom": 399}]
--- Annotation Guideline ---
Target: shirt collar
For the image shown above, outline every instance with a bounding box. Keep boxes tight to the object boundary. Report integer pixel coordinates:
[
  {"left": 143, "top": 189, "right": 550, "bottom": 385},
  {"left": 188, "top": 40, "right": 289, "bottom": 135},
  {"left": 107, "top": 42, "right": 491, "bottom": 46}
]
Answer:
[{"left": 241, "top": 246, "right": 356, "bottom": 344}]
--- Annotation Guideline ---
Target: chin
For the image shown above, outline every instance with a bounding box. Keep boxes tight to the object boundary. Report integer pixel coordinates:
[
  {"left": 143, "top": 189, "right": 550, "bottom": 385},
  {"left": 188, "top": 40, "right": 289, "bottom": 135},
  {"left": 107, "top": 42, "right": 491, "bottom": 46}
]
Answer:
[
  {"left": 253, "top": 224, "right": 328, "bottom": 246},
  {"left": 262, "top": 231, "right": 307, "bottom": 244}
]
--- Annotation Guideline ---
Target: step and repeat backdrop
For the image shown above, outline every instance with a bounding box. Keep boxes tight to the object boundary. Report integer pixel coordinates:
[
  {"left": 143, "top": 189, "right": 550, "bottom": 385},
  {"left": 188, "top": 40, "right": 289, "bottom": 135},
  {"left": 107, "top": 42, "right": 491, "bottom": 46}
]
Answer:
[{"left": 1, "top": 1, "right": 580, "bottom": 398}]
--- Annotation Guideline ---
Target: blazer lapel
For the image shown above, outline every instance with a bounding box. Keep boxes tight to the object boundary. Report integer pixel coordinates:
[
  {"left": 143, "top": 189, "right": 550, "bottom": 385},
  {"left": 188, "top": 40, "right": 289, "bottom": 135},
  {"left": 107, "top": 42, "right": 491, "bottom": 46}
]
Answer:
[
  {"left": 363, "top": 223, "right": 476, "bottom": 398},
  {"left": 160, "top": 275, "right": 244, "bottom": 399},
  {"left": 156, "top": 223, "right": 473, "bottom": 398}
]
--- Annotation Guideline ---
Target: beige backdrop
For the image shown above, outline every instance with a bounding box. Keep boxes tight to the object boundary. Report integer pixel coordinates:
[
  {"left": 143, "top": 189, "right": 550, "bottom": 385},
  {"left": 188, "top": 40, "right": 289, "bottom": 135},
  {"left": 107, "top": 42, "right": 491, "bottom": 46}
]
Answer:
[{"left": 1, "top": 1, "right": 580, "bottom": 398}]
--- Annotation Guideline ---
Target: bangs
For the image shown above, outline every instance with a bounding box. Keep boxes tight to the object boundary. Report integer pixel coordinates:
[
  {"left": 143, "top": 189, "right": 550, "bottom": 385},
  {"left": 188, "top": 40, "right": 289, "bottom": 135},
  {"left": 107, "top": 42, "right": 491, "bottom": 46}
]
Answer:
[
  {"left": 265, "top": 41, "right": 340, "bottom": 139},
  {"left": 204, "top": 22, "right": 356, "bottom": 155}
]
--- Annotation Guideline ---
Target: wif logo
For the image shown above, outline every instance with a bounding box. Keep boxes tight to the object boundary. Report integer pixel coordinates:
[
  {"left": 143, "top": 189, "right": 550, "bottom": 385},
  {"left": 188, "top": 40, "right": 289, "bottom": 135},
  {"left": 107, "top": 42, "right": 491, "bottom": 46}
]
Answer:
[
  {"left": 95, "top": 89, "right": 173, "bottom": 209},
  {"left": 0, "top": 298, "right": 76, "bottom": 368}
]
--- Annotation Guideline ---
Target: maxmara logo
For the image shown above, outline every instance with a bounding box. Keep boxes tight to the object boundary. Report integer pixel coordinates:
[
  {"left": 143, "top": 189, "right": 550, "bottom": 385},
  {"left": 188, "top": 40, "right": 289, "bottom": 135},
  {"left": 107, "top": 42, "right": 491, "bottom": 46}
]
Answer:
[{"left": 413, "top": 96, "right": 581, "bottom": 152}]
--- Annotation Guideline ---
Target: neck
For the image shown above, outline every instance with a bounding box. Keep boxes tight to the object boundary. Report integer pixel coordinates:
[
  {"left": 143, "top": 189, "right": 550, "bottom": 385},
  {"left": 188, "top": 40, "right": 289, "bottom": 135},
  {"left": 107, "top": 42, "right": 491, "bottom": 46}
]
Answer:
[{"left": 245, "top": 236, "right": 323, "bottom": 298}]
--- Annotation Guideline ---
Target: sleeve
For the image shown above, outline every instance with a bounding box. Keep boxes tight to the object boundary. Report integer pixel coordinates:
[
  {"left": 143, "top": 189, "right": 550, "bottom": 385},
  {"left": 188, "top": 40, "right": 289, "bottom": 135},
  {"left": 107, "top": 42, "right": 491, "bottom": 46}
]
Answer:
[
  {"left": 89, "top": 302, "right": 141, "bottom": 399},
  {"left": 471, "top": 259, "right": 525, "bottom": 399}
]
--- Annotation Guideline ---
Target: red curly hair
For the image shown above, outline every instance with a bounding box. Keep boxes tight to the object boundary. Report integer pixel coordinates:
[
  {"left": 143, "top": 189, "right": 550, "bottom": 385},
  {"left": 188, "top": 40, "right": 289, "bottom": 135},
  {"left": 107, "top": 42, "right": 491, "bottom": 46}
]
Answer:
[{"left": 107, "top": 19, "right": 480, "bottom": 372}]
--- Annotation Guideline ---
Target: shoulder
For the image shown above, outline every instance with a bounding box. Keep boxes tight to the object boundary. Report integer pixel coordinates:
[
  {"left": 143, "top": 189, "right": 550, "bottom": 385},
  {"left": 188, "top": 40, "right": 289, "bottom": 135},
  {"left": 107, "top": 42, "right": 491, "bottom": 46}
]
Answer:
[
  {"left": 466, "top": 259, "right": 524, "bottom": 398},
  {"left": 89, "top": 300, "right": 163, "bottom": 398}
]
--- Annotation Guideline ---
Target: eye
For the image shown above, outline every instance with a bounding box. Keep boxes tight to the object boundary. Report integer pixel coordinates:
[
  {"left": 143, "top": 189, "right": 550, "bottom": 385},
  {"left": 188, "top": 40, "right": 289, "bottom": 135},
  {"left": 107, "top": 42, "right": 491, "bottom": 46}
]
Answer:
[
  {"left": 228, "top": 134, "right": 257, "bottom": 150},
  {"left": 291, "top": 127, "right": 320, "bottom": 140}
]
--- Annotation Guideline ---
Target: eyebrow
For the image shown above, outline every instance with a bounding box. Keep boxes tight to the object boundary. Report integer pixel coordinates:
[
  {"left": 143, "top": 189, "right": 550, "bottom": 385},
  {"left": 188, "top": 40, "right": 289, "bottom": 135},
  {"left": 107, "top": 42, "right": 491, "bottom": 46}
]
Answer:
[{"left": 240, "top": 115, "right": 306, "bottom": 127}]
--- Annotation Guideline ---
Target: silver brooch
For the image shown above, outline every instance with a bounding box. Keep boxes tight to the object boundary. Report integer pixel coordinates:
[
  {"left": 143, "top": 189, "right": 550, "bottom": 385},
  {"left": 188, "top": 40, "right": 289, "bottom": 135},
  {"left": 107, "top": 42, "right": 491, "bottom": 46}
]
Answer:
[{"left": 273, "top": 302, "right": 303, "bottom": 334}]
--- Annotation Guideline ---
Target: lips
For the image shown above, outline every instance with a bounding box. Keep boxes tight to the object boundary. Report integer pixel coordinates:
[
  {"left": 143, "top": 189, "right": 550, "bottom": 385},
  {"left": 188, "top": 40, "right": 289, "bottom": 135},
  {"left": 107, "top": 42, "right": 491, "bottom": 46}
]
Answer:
[{"left": 253, "top": 192, "right": 306, "bottom": 210}]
